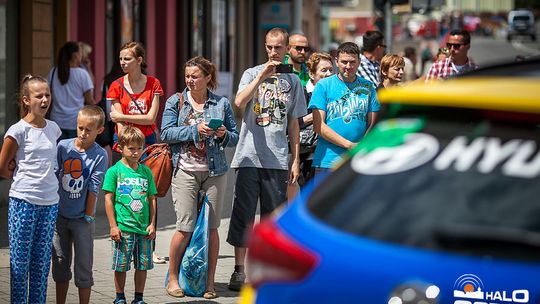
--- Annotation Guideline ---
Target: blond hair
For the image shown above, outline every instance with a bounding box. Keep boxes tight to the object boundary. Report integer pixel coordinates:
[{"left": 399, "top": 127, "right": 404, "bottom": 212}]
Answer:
[
  {"left": 306, "top": 52, "right": 333, "bottom": 75},
  {"left": 266, "top": 27, "right": 289, "bottom": 44},
  {"left": 78, "top": 105, "right": 105, "bottom": 129},
  {"left": 78, "top": 41, "right": 92, "bottom": 59},
  {"left": 380, "top": 54, "right": 405, "bottom": 80}
]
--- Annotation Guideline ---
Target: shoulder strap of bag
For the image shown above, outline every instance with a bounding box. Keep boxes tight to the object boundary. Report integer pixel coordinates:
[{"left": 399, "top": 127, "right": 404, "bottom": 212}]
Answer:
[
  {"left": 177, "top": 92, "right": 184, "bottom": 113},
  {"left": 116, "top": 79, "right": 145, "bottom": 115}
]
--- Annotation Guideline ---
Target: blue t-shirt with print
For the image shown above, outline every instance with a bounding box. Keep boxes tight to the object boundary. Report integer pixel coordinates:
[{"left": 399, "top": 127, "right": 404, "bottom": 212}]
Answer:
[
  {"left": 57, "top": 139, "right": 108, "bottom": 218},
  {"left": 308, "top": 74, "right": 380, "bottom": 169}
]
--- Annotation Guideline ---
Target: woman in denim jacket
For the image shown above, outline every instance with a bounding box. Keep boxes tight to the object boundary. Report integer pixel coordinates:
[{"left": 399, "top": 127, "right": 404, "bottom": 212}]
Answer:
[{"left": 161, "top": 56, "right": 238, "bottom": 300}]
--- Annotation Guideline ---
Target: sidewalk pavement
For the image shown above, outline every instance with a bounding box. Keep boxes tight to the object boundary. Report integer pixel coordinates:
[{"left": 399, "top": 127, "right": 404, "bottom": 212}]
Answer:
[{"left": 0, "top": 195, "right": 243, "bottom": 304}]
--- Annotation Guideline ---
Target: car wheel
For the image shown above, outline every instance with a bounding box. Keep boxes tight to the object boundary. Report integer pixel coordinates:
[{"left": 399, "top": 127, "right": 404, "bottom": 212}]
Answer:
[
  {"left": 507, "top": 34, "right": 512, "bottom": 42},
  {"left": 532, "top": 34, "right": 537, "bottom": 41}
]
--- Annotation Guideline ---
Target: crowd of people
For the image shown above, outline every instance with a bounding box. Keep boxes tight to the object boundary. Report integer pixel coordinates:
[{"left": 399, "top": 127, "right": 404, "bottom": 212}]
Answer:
[{"left": 0, "top": 25, "right": 478, "bottom": 304}]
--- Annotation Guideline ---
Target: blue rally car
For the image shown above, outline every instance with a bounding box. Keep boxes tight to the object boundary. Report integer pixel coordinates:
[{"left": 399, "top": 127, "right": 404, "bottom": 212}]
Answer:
[{"left": 240, "top": 69, "right": 540, "bottom": 304}]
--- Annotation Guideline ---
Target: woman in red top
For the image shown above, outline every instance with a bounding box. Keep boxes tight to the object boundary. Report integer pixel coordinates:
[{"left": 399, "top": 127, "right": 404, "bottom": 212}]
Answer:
[{"left": 107, "top": 41, "right": 163, "bottom": 146}]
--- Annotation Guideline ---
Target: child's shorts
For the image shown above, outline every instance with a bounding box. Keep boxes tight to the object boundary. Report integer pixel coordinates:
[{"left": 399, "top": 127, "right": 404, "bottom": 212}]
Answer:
[{"left": 111, "top": 231, "right": 153, "bottom": 272}]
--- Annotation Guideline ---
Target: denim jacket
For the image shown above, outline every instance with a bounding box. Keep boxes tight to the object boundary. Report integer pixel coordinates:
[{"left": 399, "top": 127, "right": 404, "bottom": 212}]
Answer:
[{"left": 160, "top": 89, "right": 239, "bottom": 177}]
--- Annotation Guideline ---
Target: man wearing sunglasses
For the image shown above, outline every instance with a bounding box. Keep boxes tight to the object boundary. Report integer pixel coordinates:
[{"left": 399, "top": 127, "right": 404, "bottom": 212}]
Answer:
[
  {"left": 425, "top": 29, "right": 478, "bottom": 82},
  {"left": 284, "top": 33, "right": 311, "bottom": 88}
]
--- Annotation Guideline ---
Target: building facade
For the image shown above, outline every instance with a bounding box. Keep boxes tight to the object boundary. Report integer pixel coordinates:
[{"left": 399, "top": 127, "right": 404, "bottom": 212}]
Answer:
[{"left": 0, "top": 0, "right": 321, "bottom": 246}]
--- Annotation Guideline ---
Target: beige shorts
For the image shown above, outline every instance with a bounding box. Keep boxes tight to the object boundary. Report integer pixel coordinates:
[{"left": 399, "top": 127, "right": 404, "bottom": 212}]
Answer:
[{"left": 171, "top": 168, "right": 227, "bottom": 232}]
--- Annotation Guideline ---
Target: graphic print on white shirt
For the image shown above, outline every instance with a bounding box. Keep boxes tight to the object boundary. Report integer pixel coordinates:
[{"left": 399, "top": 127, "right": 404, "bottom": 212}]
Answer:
[{"left": 127, "top": 98, "right": 148, "bottom": 115}]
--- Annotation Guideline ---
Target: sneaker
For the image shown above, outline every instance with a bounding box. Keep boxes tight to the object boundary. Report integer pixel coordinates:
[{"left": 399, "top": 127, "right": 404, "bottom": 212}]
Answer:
[
  {"left": 113, "top": 299, "right": 126, "bottom": 304},
  {"left": 130, "top": 301, "right": 146, "bottom": 304},
  {"left": 228, "top": 271, "right": 246, "bottom": 291}
]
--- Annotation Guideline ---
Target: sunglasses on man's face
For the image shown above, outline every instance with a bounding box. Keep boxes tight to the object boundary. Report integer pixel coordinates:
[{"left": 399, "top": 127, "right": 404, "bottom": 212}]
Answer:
[
  {"left": 446, "top": 43, "right": 465, "bottom": 49},
  {"left": 291, "top": 45, "right": 310, "bottom": 52}
]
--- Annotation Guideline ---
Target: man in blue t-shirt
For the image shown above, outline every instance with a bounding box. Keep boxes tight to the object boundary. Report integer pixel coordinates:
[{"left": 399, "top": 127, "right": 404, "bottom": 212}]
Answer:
[{"left": 309, "top": 42, "right": 380, "bottom": 172}]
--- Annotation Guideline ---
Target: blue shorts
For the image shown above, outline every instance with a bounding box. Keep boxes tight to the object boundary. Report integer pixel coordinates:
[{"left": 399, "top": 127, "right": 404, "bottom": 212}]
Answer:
[{"left": 111, "top": 231, "right": 153, "bottom": 272}]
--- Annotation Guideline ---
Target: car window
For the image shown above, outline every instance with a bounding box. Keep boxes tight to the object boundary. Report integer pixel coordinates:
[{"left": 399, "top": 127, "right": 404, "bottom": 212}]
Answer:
[
  {"left": 307, "top": 105, "right": 540, "bottom": 261},
  {"left": 513, "top": 15, "right": 531, "bottom": 22},
  {"left": 462, "top": 58, "right": 540, "bottom": 77}
]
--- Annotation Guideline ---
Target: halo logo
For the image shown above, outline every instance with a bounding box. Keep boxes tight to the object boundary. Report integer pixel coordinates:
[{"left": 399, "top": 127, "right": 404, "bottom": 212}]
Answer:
[
  {"left": 454, "top": 274, "right": 484, "bottom": 299},
  {"left": 453, "top": 274, "right": 529, "bottom": 304}
]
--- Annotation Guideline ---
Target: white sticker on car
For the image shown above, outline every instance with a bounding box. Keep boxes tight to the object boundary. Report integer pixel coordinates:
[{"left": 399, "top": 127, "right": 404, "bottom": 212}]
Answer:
[
  {"left": 351, "top": 133, "right": 439, "bottom": 175},
  {"left": 352, "top": 133, "right": 540, "bottom": 179}
]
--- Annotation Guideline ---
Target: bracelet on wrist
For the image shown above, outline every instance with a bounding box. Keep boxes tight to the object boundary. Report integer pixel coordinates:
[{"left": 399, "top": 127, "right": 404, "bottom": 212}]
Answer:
[{"left": 84, "top": 215, "right": 95, "bottom": 223}]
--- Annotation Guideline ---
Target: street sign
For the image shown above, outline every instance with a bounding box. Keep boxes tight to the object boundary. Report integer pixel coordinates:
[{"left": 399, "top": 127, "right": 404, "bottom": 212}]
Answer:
[{"left": 260, "top": 2, "right": 291, "bottom": 29}]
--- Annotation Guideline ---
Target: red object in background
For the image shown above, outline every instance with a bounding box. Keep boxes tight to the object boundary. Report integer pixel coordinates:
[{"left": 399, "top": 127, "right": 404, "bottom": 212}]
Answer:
[
  {"left": 463, "top": 15, "right": 481, "bottom": 33},
  {"left": 414, "top": 19, "right": 439, "bottom": 38},
  {"left": 246, "top": 219, "right": 319, "bottom": 288}
]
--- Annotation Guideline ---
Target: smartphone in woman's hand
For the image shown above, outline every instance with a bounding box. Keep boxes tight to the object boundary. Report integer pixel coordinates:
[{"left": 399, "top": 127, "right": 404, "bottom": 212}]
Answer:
[{"left": 208, "top": 118, "right": 223, "bottom": 130}]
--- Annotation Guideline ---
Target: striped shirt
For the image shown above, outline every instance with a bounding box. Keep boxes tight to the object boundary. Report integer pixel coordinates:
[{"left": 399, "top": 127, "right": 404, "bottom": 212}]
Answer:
[
  {"left": 425, "top": 57, "right": 478, "bottom": 82},
  {"left": 358, "top": 54, "right": 380, "bottom": 86}
]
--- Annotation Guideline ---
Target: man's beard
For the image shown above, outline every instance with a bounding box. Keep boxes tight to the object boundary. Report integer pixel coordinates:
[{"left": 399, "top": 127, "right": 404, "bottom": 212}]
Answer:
[{"left": 290, "top": 55, "right": 306, "bottom": 64}]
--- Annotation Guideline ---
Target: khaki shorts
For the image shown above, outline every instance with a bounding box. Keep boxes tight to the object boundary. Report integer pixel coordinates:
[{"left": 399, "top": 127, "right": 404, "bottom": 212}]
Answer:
[{"left": 171, "top": 169, "right": 226, "bottom": 232}]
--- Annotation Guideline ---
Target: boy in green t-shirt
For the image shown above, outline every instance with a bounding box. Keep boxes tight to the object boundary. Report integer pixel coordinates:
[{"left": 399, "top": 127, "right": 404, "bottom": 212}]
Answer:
[{"left": 103, "top": 126, "right": 157, "bottom": 304}]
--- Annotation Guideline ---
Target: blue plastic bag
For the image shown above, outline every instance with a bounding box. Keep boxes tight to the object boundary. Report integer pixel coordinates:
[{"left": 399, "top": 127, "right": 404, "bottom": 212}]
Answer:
[{"left": 165, "top": 193, "right": 209, "bottom": 296}]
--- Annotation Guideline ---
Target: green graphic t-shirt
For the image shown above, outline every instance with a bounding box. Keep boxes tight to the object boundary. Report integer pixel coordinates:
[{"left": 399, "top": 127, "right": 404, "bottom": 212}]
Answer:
[{"left": 102, "top": 161, "right": 157, "bottom": 235}]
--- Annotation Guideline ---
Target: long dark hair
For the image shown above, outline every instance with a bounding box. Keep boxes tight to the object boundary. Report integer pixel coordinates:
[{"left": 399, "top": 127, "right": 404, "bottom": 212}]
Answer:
[{"left": 57, "top": 41, "right": 80, "bottom": 85}]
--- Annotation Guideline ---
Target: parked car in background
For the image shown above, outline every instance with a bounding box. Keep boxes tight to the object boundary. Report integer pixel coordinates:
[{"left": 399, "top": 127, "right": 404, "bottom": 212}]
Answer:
[
  {"left": 240, "top": 59, "right": 540, "bottom": 304},
  {"left": 507, "top": 9, "right": 536, "bottom": 41}
]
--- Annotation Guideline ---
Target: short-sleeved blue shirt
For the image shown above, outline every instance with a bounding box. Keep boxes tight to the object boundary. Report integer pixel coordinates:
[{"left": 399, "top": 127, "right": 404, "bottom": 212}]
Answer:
[
  {"left": 57, "top": 139, "right": 108, "bottom": 218},
  {"left": 309, "top": 74, "right": 380, "bottom": 168}
]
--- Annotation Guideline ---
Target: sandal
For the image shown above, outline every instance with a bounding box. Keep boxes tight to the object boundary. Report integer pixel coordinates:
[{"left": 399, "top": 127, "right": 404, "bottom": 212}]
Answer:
[
  {"left": 165, "top": 284, "right": 185, "bottom": 298},
  {"left": 203, "top": 290, "right": 218, "bottom": 299},
  {"left": 153, "top": 255, "right": 167, "bottom": 264}
]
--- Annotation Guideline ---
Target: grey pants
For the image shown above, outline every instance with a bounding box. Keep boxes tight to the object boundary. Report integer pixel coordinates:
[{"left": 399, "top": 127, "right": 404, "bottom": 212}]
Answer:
[{"left": 51, "top": 215, "right": 95, "bottom": 288}]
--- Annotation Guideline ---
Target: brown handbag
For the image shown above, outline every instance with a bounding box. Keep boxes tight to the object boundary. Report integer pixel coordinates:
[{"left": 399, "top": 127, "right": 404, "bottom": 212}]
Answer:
[
  {"left": 137, "top": 92, "right": 185, "bottom": 197},
  {"left": 139, "top": 143, "right": 172, "bottom": 197}
]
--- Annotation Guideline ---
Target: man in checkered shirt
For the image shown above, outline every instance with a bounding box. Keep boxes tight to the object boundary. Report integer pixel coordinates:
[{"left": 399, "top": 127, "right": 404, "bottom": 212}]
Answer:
[
  {"left": 358, "top": 30, "right": 386, "bottom": 86},
  {"left": 425, "top": 29, "right": 478, "bottom": 82}
]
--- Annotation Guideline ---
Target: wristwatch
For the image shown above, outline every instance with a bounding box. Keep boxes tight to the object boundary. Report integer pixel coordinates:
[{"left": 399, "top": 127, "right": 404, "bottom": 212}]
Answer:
[{"left": 84, "top": 215, "right": 95, "bottom": 223}]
